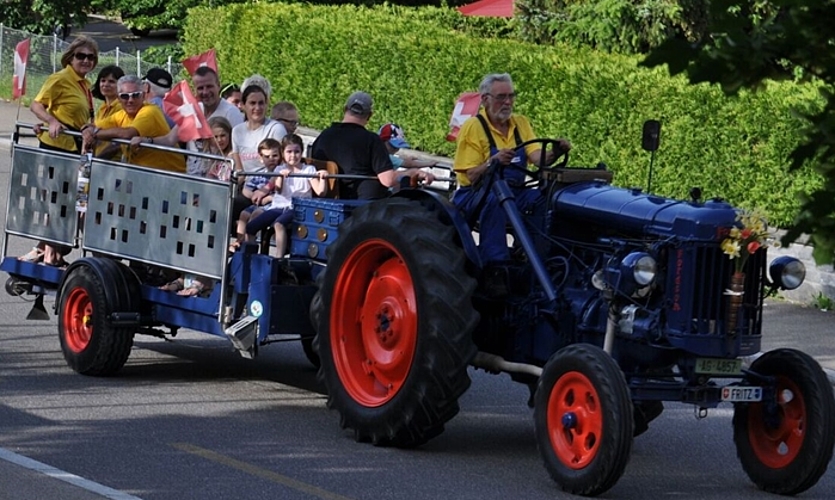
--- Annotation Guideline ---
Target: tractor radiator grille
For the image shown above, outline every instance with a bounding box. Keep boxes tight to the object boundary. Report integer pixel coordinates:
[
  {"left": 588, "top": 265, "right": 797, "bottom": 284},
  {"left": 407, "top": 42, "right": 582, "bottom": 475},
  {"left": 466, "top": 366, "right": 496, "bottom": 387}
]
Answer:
[{"left": 665, "top": 244, "right": 765, "bottom": 339}]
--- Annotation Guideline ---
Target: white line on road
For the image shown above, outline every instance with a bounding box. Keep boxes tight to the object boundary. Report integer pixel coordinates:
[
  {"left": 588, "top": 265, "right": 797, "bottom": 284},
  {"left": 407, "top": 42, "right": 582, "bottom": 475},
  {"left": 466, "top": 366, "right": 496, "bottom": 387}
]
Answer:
[{"left": 0, "top": 447, "right": 143, "bottom": 500}]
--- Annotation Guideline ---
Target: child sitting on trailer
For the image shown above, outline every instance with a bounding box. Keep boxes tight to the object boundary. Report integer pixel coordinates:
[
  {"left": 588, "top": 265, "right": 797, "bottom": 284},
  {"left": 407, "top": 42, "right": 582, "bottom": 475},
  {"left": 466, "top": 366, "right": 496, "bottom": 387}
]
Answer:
[{"left": 243, "top": 134, "right": 328, "bottom": 257}]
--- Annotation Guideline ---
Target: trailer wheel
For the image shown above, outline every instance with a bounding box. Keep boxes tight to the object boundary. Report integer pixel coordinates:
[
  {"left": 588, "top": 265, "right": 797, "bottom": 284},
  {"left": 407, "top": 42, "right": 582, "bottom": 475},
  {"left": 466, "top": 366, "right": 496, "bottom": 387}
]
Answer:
[
  {"left": 535, "top": 344, "right": 634, "bottom": 496},
  {"left": 316, "top": 198, "right": 478, "bottom": 447},
  {"left": 58, "top": 261, "right": 137, "bottom": 375},
  {"left": 733, "top": 348, "right": 835, "bottom": 495}
]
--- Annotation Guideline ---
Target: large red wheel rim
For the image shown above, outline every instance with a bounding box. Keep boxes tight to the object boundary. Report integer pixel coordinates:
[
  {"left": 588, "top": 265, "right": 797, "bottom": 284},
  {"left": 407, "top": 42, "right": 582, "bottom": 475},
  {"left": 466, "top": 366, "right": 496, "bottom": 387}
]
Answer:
[
  {"left": 331, "top": 239, "right": 418, "bottom": 407},
  {"left": 747, "top": 376, "right": 806, "bottom": 468},
  {"left": 62, "top": 287, "right": 93, "bottom": 353},
  {"left": 547, "top": 371, "right": 603, "bottom": 469}
]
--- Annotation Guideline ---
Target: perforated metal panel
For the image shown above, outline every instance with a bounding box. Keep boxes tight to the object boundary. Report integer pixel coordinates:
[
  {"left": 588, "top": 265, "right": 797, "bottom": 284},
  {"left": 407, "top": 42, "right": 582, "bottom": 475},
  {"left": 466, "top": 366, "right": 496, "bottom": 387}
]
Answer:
[
  {"left": 5, "top": 146, "right": 80, "bottom": 245},
  {"left": 83, "top": 159, "right": 232, "bottom": 279}
]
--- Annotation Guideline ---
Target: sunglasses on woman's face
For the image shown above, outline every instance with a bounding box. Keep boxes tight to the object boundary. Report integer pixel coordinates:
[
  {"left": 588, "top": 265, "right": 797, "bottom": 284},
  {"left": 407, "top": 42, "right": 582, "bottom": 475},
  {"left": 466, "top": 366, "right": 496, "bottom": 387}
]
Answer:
[
  {"left": 118, "top": 91, "right": 143, "bottom": 101},
  {"left": 74, "top": 52, "right": 96, "bottom": 61}
]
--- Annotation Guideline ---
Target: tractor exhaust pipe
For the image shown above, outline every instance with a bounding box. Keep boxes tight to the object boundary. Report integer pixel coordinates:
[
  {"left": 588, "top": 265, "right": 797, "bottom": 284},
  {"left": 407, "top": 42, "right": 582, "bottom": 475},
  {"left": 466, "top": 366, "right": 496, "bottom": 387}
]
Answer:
[{"left": 471, "top": 352, "right": 543, "bottom": 378}]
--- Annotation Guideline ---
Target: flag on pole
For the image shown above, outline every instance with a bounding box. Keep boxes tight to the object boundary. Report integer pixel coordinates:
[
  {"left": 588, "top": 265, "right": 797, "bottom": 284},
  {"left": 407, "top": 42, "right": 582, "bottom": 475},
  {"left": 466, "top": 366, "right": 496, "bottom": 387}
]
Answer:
[
  {"left": 182, "top": 49, "right": 218, "bottom": 77},
  {"left": 163, "top": 80, "right": 213, "bottom": 142},
  {"left": 12, "top": 39, "right": 31, "bottom": 100},
  {"left": 446, "top": 92, "right": 481, "bottom": 142}
]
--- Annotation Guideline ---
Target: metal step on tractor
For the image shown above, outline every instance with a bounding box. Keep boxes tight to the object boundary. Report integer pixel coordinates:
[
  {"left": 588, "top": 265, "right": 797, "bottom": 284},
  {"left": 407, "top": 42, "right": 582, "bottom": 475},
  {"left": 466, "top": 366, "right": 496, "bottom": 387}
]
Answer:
[{"left": 2, "top": 124, "right": 832, "bottom": 496}]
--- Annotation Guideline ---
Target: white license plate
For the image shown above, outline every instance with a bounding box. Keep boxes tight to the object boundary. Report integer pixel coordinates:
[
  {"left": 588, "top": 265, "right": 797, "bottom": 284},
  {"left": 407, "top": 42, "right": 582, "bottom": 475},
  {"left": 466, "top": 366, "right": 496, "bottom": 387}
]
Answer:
[
  {"left": 695, "top": 357, "right": 742, "bottom": 375},
  {"left": 722, "top": 386, "right": 763, "bottom": 402}
]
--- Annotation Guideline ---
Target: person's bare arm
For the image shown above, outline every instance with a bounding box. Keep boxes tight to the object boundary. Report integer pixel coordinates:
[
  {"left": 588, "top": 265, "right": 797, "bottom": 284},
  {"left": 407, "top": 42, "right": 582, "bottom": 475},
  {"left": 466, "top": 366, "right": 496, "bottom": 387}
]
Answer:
[
  {"left": 30, "top": 101, "right": 67, "bottom": 139},
  {"left": 377, "top": 168, "right": 435, "bottom": 187}
]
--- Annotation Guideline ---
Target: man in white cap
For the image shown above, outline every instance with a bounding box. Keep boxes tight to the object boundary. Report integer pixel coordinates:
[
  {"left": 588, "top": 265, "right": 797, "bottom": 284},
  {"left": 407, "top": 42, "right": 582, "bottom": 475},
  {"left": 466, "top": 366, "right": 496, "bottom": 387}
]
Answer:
[
  {"left": 311, "top": 91, "right": 433, "bottom": 199},
  {"left": 142, "top": 67, "right": 176, "bottom": 128}
]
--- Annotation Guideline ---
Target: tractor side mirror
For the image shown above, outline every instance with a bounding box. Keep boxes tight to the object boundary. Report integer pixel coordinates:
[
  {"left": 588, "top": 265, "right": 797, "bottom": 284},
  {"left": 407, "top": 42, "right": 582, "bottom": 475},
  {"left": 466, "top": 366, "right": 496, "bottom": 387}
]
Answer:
[{"left": 642, "top": 120, "right": 661, "bottom": 152}]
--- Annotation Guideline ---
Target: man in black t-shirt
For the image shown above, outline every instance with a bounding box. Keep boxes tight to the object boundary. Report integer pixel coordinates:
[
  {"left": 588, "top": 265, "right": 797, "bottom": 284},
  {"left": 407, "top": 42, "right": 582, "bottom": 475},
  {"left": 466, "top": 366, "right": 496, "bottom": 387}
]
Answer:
[{"left": 311, "top": 91, "right": 433, "bottom": 200}]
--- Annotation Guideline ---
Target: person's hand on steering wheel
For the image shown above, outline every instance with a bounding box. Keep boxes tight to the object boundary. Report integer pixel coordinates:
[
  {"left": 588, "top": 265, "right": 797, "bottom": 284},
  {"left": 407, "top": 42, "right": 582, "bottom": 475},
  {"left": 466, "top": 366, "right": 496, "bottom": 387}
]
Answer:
[
  {"left": 545, "top": 138, "right": 572, "bottom": 165},
  {"left": 490, "top": 148, "right": 516, "bottom": 166}
]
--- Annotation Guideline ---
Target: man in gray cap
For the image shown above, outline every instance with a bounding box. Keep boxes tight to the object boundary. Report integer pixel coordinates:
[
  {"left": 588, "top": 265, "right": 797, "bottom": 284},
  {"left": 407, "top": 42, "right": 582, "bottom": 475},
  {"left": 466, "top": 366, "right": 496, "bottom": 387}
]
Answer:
[{"left": 311, "top": 91, "right": 433, "bottom": 199}]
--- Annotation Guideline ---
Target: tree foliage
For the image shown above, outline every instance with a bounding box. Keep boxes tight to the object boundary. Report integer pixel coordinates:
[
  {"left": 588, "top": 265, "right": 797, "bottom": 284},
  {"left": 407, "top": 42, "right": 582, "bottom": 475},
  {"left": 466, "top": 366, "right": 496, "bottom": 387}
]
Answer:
[
  {"left": 0, "top": 0, "right": 88, "bottom": 37},
  {"left": 514, "top": 0, "right": 709, "bottom": 53},
  {"left": 643, "top": 0, "right": 835, "bottom": 264}
]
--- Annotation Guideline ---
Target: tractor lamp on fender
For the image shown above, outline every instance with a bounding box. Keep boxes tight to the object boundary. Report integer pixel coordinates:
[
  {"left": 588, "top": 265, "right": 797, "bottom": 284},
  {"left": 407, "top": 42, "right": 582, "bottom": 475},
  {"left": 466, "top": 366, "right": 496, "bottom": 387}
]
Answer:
[{"left": 769, "top": 256, "right": 805, "bottom": 290}]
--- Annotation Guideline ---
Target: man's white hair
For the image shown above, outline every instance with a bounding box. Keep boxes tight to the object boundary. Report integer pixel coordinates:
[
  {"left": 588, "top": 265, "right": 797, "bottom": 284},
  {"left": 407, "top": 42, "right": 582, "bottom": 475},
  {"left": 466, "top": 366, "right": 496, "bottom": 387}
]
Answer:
[{"left": 478, "top": 73, "right": 514, "bottom": 96}]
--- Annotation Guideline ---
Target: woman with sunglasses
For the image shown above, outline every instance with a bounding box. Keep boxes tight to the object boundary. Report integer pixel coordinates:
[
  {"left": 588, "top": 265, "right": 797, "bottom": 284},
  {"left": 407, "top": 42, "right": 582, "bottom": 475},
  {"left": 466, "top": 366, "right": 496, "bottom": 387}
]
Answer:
[
  {"left": 91, "top": 64, "right": 125, "bottom": 159},
  {"left": 19, "top": 36, "right": 99, "bottom": 267},
  {"left": 30, "top": 36, "right": 98, "bottom": 153}
]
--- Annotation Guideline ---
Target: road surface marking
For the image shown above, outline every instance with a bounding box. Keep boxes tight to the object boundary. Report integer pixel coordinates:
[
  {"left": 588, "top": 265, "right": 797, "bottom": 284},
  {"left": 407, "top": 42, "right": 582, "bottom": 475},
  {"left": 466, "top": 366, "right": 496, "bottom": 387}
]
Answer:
[
  {"left": 0, "top": 446, "right": 143, "bottom": 499},
  {"left": 172, "top": 442, "right": 354, "bottom": 500}
]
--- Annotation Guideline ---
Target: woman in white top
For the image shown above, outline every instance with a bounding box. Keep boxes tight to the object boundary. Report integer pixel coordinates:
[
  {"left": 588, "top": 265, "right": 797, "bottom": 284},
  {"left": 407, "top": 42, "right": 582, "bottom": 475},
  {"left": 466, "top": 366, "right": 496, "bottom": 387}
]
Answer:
[
  {"left": 245, "top": 134, "right": 328, "bottom": 257},
  {"left": 231, "top": 84, "right": 286, "bottom": 176}
]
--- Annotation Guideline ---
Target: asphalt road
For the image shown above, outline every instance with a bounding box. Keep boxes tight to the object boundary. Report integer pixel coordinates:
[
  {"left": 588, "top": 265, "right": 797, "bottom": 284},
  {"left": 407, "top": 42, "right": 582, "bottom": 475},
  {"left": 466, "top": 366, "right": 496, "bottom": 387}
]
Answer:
[{"left": 1, "top": 139, "right": 835, "bottom": 499}]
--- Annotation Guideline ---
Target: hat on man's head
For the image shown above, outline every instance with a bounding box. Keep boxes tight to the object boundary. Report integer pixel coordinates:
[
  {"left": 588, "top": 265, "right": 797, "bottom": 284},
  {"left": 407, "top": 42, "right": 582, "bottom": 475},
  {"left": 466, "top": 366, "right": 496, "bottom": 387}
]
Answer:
[
  {"left": 378, "top": 123, "right": 410, "bottom": 149},
  {"left": 345, "top": 91, "right": 373, "bottom": 116},
  {"left": 143, "top": 67, "right": 173, "bottom": 90}
]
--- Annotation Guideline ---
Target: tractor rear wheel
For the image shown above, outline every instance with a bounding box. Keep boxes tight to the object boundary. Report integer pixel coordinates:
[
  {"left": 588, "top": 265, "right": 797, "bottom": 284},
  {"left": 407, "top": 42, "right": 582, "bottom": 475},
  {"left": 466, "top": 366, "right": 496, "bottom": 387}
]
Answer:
[
  {"left": 316, "top": 198, "right": 478, "bottom": 447},
  {"left": 534, "top": 344, "right": 634, "bottom": 496},
  {"left": 733, "top": 348, "right": 835, "bottom": 495},
  {"left": 58, "top": 260, "right": 139, "bottom": 375}
]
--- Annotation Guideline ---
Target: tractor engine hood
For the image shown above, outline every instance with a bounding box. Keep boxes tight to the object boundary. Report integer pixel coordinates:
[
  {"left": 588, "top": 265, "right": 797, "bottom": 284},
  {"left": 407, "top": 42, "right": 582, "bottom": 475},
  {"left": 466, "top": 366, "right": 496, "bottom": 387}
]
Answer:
[{"left": 551, "top": 183, "right": 738, "bottom": 240}]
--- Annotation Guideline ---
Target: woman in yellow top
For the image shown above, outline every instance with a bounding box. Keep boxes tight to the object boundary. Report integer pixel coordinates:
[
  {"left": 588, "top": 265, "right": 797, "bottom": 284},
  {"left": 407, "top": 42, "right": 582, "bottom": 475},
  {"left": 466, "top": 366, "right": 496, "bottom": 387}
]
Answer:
[
  {"left": 20, "top": 36, "right": 99, "bottom": 267},
  {"left": 30, "top": 36, "right": 98, "bottom": 153},
  {"left": 91, "top": 65, "right": 125, "bottom": 159}
]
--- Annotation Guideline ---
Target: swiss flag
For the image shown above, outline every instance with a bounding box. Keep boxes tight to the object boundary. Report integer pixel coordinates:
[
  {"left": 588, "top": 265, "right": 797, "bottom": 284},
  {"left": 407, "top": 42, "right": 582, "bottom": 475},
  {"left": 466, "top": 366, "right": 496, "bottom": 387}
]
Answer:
[
  {"left": 163, "top": 80, "right": 213, "bottom": 142},
  {"left": 446, "top": 92, "right": 481, "bottom": 141},
  {"left": 12, "top": 39, "right": 30, "bottom": 100},
  {"left": 182, "top": 49, "right": 218, "bottom": 77}
]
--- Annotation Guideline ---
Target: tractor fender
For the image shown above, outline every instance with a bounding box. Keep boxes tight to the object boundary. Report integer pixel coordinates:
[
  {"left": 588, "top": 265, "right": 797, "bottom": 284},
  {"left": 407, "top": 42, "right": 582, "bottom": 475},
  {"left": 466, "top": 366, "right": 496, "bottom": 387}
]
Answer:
[
  {"left": 55, "top": 257, "right": 142, "bottom": 317},
  {"left": 394, "top": 189, "right": 483, "bottom": 269}
]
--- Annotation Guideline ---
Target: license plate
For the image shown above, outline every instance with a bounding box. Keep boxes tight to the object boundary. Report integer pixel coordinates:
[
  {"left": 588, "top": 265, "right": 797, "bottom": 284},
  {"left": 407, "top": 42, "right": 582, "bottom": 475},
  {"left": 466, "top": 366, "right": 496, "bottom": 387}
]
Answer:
[
  {"left": 722, "top": 386, "right": 763, "bottom": 402},
  {"left": 695, "top": 357, "right": 742, "bottom": 375}
]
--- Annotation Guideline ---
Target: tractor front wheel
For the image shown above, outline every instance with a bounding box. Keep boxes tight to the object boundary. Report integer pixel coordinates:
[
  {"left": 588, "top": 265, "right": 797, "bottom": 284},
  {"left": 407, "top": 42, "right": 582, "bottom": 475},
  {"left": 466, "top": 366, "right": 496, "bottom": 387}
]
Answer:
[
  {"left": 534, "top": 344, "right": 634, "bottom": 496},
  {"left": 733, "top": 348, "right": 835, "bottom": 495}
]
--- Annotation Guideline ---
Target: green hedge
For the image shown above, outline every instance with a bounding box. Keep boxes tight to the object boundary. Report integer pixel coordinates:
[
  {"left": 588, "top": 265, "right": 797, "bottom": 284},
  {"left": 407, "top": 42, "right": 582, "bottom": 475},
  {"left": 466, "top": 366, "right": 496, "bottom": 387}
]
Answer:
[{"left": 183, "top": 3, "right": 823, "bottom": 227}]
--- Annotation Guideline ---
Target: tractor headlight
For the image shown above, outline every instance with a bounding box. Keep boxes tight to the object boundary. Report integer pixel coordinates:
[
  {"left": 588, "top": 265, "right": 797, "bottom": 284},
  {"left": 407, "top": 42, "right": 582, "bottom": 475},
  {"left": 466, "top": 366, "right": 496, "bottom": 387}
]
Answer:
[
  {"left": 769, "top": 256, "right": 805, "bottom": 290},
  {"left": 622, "top": 252, "right": 657, "bottom": 287}
]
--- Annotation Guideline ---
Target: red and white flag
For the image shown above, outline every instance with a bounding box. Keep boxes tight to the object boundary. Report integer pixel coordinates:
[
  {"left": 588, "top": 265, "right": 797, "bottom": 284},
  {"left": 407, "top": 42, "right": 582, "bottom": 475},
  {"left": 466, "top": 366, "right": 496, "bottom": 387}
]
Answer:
[
  {"left": 182, "top": 49, "right": 218, "bottom": 77},
  {"left": 446, "top": 92, "right": 481, "bottom": 142},
  {"left": 12, "top": 39, "right": 31, "bottom": 100},
  {"left": 163, "top": 80, "right": 213, "bottom": 142}
]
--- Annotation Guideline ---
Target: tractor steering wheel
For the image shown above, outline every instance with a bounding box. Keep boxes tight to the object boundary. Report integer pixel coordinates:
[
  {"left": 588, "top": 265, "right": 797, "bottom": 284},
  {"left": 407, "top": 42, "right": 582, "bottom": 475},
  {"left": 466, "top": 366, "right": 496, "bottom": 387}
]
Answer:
[{"left": 501, "top": 138, "right": 569, "bottom": 187}]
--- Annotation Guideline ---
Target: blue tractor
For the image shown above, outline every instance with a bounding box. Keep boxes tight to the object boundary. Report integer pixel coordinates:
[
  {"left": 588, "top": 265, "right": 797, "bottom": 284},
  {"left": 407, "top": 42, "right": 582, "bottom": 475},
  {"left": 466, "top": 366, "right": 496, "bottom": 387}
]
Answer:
[{"left": 2, "top": 129, "right": 832, "bottom": 496}]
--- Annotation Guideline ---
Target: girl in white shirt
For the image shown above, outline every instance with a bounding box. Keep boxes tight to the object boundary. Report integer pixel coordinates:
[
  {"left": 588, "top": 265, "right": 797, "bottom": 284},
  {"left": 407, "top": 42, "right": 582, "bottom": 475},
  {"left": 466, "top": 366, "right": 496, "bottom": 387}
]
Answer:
[{"left": 245, "top": 134, "right": 328, "bottom": 257}]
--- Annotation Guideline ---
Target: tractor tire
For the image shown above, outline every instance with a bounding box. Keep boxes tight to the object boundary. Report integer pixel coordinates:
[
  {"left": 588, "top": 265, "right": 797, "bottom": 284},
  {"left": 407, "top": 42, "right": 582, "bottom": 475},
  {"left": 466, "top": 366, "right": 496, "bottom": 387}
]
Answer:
[
  {"left": 315, "top": 197, "right": 478, "bottom": 447},
  {"left": 534, "top": 344, "right": 634, "bottom": 496},
  {"left": 303, "top": 273, "right": 325, "bottom": 369},
  {"left": 733, "top": 348, "right": 835, "bottom": 495},
  {"left": 58, "top": 260, "right": 139, "bottom": 376},
  {"left": 301, "top": 337, "right": 320, "bottom": 369}
]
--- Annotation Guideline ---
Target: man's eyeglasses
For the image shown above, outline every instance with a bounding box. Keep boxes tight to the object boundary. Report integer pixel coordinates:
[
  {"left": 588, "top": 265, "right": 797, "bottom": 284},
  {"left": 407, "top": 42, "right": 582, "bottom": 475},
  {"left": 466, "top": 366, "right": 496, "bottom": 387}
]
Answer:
[
  {"left": 487, "top": 93, "right": 517, "bottom": 102},
  {"left": 277, "top": 118, "right": 299, "bottom": 127},
  {"left": 74, "top": 52, "right": 97, "bottom": 61},
  {"left": 118, "top": 91, "right": 143, "bottom": 101}
]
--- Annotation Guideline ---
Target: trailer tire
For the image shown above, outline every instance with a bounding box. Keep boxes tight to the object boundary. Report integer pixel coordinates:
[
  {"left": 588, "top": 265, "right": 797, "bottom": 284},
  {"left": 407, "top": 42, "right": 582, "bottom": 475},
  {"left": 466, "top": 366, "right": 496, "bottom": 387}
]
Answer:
[
  {"left": 535, "top": 344, "right": 634, "bottom": 496},
  {"left": 733, "top": 348, "right": 835, "bottom": 495},
  {"left": 316, "top": 198, "right": 478, "bottom": 447},
  {"left": 58, "top": 260, "right": 138, "bottom": 375}
]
